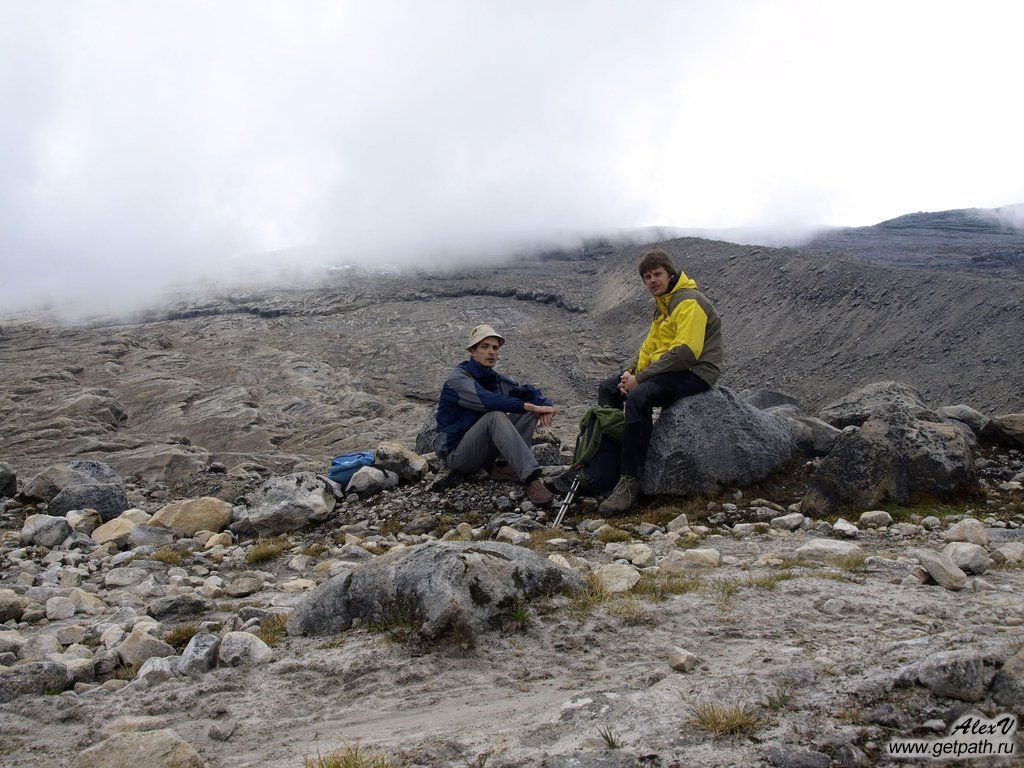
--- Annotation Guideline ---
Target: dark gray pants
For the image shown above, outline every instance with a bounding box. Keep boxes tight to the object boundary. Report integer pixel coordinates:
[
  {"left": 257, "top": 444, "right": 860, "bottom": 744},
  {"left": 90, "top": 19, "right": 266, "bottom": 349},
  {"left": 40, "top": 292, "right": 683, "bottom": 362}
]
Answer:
[
  {"left": 445, "top": 411, "right": 540, "bottom": 481},
  {"left": 598, "top": 370, "right": 710, "bottom": 477}
]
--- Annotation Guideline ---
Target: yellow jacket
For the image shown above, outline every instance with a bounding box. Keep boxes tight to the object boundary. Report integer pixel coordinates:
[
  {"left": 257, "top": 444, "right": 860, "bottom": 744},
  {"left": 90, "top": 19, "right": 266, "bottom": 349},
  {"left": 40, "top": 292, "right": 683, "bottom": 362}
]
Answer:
[{"left": 632, "top": 272, "right": 723, "bottom": 386}]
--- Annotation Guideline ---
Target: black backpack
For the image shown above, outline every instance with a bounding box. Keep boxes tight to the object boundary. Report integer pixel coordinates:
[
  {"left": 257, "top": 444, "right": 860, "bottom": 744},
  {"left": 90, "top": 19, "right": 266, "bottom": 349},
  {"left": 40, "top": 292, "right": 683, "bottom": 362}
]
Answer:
[{"left": 571, "top": 407, "right": 625, "bottom": 495}]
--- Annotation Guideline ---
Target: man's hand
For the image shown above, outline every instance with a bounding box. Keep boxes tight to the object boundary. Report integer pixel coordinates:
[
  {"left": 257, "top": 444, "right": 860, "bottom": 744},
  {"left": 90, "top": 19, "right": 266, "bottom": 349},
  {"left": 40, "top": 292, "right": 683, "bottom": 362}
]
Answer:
[
  {"left": 618, "top": 371, "right": 638, "bottom": 396},
  {"left": 525, "top": 402, "right": 557, "bottom": 428}
]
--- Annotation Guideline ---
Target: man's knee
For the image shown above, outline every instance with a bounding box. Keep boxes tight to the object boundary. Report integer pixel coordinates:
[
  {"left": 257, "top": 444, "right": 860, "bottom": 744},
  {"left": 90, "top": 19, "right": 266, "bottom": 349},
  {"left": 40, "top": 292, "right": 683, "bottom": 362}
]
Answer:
[
  {"left": 624, "top": 384, "right": 656, "bottom": 416},
  {"left": 479, "top": 411, "right": 515, "bottom": 432}
]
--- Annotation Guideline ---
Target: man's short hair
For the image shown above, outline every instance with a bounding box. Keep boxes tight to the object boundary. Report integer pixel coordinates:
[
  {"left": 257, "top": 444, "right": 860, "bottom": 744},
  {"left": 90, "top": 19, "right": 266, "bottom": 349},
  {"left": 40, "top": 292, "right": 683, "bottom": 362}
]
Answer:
[{"left": 637, "top": 248, "right": 677, "bottom": 277}]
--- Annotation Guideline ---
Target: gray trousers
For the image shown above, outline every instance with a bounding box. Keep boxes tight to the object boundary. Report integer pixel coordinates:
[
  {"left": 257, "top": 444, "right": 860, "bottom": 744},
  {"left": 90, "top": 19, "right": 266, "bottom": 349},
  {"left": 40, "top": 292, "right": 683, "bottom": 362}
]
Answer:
[{"left": 445, "top": 411, "right": 540, "bottom": 482}]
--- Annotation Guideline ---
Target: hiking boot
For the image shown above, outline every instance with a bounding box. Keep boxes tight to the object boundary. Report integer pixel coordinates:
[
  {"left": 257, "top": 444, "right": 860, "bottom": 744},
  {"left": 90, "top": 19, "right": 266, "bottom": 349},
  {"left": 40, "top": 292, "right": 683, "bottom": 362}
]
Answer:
[
  {"left": 488, "top": 463, "right": 518, "bottom": 482},
  {"left": 526, "top": 478, "right": 554, "bottom": 506},
  {"left": 599, "top": 475, "right": 640, "bottom": 517}
]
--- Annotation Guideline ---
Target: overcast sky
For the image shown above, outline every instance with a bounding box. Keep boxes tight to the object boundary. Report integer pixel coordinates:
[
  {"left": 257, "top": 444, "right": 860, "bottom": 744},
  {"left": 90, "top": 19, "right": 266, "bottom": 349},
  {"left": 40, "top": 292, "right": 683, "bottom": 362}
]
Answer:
[{"left": 2, "top": 1, "right": 1023, "bottom": 315}]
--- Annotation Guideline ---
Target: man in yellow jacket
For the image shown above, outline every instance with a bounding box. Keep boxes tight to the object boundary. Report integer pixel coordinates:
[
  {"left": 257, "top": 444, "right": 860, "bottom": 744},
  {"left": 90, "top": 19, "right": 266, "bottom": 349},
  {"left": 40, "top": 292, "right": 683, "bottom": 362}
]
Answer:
[{"left": 598, "top": 248, "right": 724, "bottom": 515}]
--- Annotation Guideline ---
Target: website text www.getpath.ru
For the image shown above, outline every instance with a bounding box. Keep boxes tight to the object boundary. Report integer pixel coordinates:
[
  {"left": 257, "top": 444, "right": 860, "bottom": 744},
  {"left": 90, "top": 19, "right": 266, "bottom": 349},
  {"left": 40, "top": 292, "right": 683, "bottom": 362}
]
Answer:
[{"left": 888, "top": 714, "right": 1017, "bottom": 761}]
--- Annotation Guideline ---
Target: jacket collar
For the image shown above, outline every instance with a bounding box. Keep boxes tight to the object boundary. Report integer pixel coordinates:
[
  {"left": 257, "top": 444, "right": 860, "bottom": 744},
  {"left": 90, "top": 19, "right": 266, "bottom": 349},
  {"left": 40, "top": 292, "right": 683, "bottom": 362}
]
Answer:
[{"left": 462, "top": 358, "right": 498, "bottom": 383}]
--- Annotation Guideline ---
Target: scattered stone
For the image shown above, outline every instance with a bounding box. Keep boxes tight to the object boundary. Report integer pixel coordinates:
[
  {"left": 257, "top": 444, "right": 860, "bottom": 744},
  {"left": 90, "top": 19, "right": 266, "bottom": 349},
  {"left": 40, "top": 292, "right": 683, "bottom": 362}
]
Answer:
[
  {"left": 374, "top": 442, "right": 428, "bottom": 482},
  {"left": 70, "top": 728, "right": 207, "bottom": 768},
  {"left": 593, "top": 563, "right": 641, "bottom": 593},
  {"left": 104, "top": 567, "right": 147, "bottom": 588},
  {"left": 216, "top": 631, "right": 272, "bottom": 667},
  {"left": 991, "top": 542, "right": 1024, "bottom": 564},
  {"left": 819, "top": 381, "right": 929, "bottom": 428},
  {"left": 666, "top": 514, "right": 690, "bottom": 533},
  {"left": 833, "top": 519, "right": 860, "bottom": 538},
  {"left": 941, "top": 518, "right": 988, "bottom": 547},
  {"left": 913, "top": 550, "right": 967, "bottom": 591},
  {"left": 858, "top": 510, "right": 892, "bottom": 527},
  {"left": 136, "top": 656, "right": 176, "bottom": 684},
  {"left": 91, "top": 517, "right": 138, "bottom": 548},
  {"left": 208, "top": 720, "right": 237, "bottom": 742},
  {"left": 937, "top": 404, "right": 989, "bottom": 435},
  {"left": 346, "top": 466, "right": 388, "bottom": 497},
  {"left": 177, "top": 634, "right": 220, "bottom": 675},
  {"left": 45, "top": 596, "right": 76, "bottom": 620},
  {"left": 980, "top": 413, "right": 1024, "bottom": 449},
  {"left": 21, "top": 514, "right": 72, "bottom": 548},
  {"left": 668, "top": 646, "right": 698, "bottom": 672},
  {"left": 66, "top": 509, "right": 103, "bottom": 535},
  {"left": 149, "top": 497, "right": 232, "bottom": 535},
  {"left": 942, "top": 542, "right": 989, "bottom": 575},
  {"left": 680, "top": 548, "right": 722, "bottom": 568},
  {"left": 23, "top": 461, "right": 121, "bottom": 503},
  {"left": 765, "top": 746, "right": 831, "bottom": 768},
  {"left": 0, "top": 461, "right": 16, "bottom": 497},
  {"left": 770, "top": 512, "right": 804, "bottom": 531},
  {"left": 18, "top": 634, "right": 62, "bottom": 660},
  {"left": 116, "top": 629, "right": 175, "bottom": 667},
  {"left": 225, "top": 574, "right": 263, "bottom": 598},
  {"left": 921, "top": 515, "right": 942, "bottom": 530},
  {"left": 128, "top": 525, "right": 176, "bottom": 549},
  {"left": 0, "top": 660, "right": 74, "bottom": 703},
  {"left": 917, "top": 650, "right": 988, "bottom": 702},
  {"left": 288, "top": 541, "right": 584, "bottom": 639},
  {"left": 147, "top": 595, "right": 212, "bottom": 621},
  {"left": 48, "top": 483, "right": 129, "bottom": 522},
  {"left": 237, "top": 472, "right": 336, "bottom": 534},
  {"left": 990, "top": 648, "right": 1024, "bottom": 714},
  {"left": 496, "top": 526, "right": 531, "bottom": 546},
  {"left": 795, "top": 539, "right": 864, "bottom": 563}
]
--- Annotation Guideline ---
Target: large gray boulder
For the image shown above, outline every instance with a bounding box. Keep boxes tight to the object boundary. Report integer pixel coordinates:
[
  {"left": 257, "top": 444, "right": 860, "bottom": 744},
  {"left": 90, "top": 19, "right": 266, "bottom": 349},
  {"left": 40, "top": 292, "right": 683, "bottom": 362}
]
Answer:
[
  {"left": 70, "top": 728, "right": 207, "bottom": 768},
  {"left": 980, "top": 413, "right": 1024, "bottom": 449},
  {"left": 288, "top": 541, "right": 585, "bottom": 639},
  {"left": 0, "top": 462, "right": 16, "bottom": 497},
  {"left": 802, "top": 407, "right": 975, "bottom": 515},
  {"left": 23, "top": 460, "right": 121, "bottom": 502},
  {"left": 641, "top": 387, "right": 794, "bottom": 496},
  {"left": 21, "top": 514, "right": 73, "bottom": 548},
  {"left": 740, "top": 388, "right": 800, "bottom": 410},
  {"left": 765, "top": 404, "right": 842, "bottom": 457},
  {"left": 818, "top": 381, "right": 930, "bottom": 428},
  {"left": 233, "top": 472, "right": 335, "bottom": 535},
  {"left": 936, "top": 404, "right": 989, "bottom": 436},
  {"left": 0, "top": 660, "right": 75, "bottom": 703},
  {"left": 48, "top": 483, "right": 129, "bottom": 522},
  {"left": 415, "top": 410, "right": 440, "bottom": 455}
]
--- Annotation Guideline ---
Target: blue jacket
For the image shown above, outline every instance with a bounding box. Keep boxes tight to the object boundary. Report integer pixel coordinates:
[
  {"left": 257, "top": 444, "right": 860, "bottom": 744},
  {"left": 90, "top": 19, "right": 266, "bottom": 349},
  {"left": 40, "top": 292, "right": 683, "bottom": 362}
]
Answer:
[{"left": 434, "top": 359, "right": 552, "bottom": 455}]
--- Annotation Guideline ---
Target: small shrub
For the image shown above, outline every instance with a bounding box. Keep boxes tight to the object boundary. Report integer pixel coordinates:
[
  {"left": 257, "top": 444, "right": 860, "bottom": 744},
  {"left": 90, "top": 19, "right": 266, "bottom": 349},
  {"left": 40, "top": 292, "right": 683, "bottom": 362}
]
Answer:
[
  {"left": 304, "top": 743, "right": 400, "bottom": 768},
  {"left": 597, "top": 725, "right": 622, "bottom": 749},
  {"left": 529, "top": 529, "right": 565, "bottom": 551},
  {"left": 568, "top": 574, "right": 612, "bottom": 617},
  {"left": 246, "top": 539, "right": 286, "bottom": 564},
  {"left": 150, "top": 547, "right": 185, "bottom": 566},
  {"left": 633, "top": 572, "right": 704, "bottom": 601},
  {"left": 597, "top": 526, "right": 631, "bottom": 543},
  {"left": 504, "top": 600, "right": 530, "bottom": 630},
  {"left": 746, "top": 571, "right": 796, "bottom": 590},
  {"left": 109, "top": 661, "right": 142, "bottom": 681},
  {"left": 365, "top": 598, "right": 419, "bottom": 643},
  {"left": 256, "top": 614, "right": 288, "bottom": 646},
  {"left": 163, "top": 622, "right": 200, "bottom": 650},
  {"left": 765, "top": 684, "right": 794, "bottom": 710},
  {"left": 303, "top": 543, "right": 328, "bottom": 558},
  {"left": 607, "top": 596, "right": 655, "bottom": 625},
  {"left": 674, "top": 533, "right": 701, "bottom": 550},
  {"left": 836, "top": 552, "right": 867, "bottom": 572},
  {"left": 686, "top": 700, "right": 762, "bottom": 737},
  {"left": 708, "top": 578, "right": 740, "bottom": 605}
]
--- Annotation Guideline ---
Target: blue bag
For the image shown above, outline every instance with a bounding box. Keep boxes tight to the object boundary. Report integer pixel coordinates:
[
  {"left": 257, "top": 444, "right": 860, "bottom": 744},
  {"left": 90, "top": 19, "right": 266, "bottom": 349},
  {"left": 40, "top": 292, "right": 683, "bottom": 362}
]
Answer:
[{"left": 328, "top": 451, "right": 375, "bottom": 486}]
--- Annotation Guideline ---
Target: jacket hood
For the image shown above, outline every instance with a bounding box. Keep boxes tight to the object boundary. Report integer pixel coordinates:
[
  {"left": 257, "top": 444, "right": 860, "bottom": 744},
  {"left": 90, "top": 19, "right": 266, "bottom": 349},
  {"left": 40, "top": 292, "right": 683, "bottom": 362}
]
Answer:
[{"left": 655, "top": 271, "right": 697, "bottom": 310}]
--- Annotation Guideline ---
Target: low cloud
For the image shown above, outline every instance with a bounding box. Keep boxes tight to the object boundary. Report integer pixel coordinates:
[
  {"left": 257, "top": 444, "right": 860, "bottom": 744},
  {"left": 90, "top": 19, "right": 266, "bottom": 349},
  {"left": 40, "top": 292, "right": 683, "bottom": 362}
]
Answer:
[{"left": 2, "top": 2, "right": 1022, "bottom": 318}]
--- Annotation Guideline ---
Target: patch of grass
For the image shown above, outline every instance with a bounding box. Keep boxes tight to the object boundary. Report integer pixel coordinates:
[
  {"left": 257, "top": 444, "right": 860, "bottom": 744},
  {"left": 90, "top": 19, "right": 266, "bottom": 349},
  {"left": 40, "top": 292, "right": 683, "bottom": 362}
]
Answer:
[
  {"left": 746, "top": 571, "right": 797, "bottom": 590},
  {"left": 303, "top": 543, "right": 328, "bottom": 558},
  {"left": 877, "top": 498, "right": 979, "bottom": 524},
  {"left": 529, "top": 528, "right": 566, "bottom": 551},
  {"left": 246, "top": 538, "right": 287, "bottom": 565},
  {"left": 568, "top": 573, "right": 613, "bottom": 617},
  {"left": 674, "top": 533, "right": 701, "bottom": 550},
  {"left": 597, "top": 725, "right": 622, "bottom": 749},
  {"left": 597, "top": 526, "right": 631, "bottom": 543},
  {"left": 773, "top": 556, "right": 805, "bottom": 569},
  {"left": 708, "top": 578, "right": 741, "bottom": 605},
  {"left": 836, "top": 552, "right": 867, "bottom": 572},
  {"left": 304, "top": 743, "right": 401, "bottom": 768},
  {"left": 365, "top": 598, "right": 419, "bottom": 643},
  {"left": 606, "top": 596, "right": 655, "bottom": 625},
  {"left": 463, "top": 751, "right": 492, "bottom": 768},
  {"left": 109, "top": 661, "right": 142, "bottom": 681},
  {"left": 991, "top": 559, "right": 1024, "bottom": 571},
  {"left": 633, "top": 572, "right": 705, "bottom": 602},
  {"left": 256, "top": 614, "right": 288, "bottom": 646},
  {"left": 163, "top": 622, "right": 200, "bottom": 650},
  {"left": 149, "top": 547, "right": 186, "bottom": 566},
  {"left": 504, "top": 599, "right": 530, "bottom": 631},
  {"left": 686, "top": 699, "right": 762, "bottom": 738},
  {"left": 765, "top": 684, "right": 794, "bottom": 710}
]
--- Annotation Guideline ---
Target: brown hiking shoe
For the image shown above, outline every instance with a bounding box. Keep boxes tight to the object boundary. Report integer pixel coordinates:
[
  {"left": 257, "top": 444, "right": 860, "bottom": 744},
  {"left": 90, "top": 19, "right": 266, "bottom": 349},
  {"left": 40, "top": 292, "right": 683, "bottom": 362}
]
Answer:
[
  {"left": 488, "top": 463, "right": 518, "bottom": 482},
  {"left": 599, "top": 475, "right": 640, "bottom": 517},
  {"left": 526, "top": 478, "right": 554, "bottom": 506}
]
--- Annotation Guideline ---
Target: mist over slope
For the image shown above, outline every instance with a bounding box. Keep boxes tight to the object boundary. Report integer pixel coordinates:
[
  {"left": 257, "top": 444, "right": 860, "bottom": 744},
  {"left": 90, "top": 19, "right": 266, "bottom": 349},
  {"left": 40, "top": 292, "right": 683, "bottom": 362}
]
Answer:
[{"left": 1, "top": 206, "right": 1021, "bottom": 485}]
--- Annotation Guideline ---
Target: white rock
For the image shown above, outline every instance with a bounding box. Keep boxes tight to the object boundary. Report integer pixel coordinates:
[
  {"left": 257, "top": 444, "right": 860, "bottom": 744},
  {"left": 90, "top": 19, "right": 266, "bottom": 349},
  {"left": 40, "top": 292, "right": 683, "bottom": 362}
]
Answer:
[
  {"left": 942, "top": 542, "right": 989, "bottom": 575},
  {"left": 136, "top": 656, "right": 176, "bottom": 684},
  {"left": 992, "top": 542, "right": 1024, "bottom": 564},
  {"left": 666, "top": 514, "right": 690, "bottom": 533},
  {"left": 593, "top": 563, "right": 640, "bottom": 593},
  {"left": 681, "top": 548, "right": 721, "bottom": 568},
  {"left": 770, "top": 512, "right": 805, "bottom": 531},
  {"left": 833, "top": 518, "right": 860, "bottom": 538},
  {"left": 496, "top": 526, "right": 530, "bottom": 546},
  {"left": 669, "top": 646, "right": 698, "bottom": 672},
  {"left": 795, "top": 539, "right": 864, "bottom": 563},
  {"left": 921, "top": 515, "right": 942, "bottom": 530},
  {"left": 859, "top": 510, "right": 893, "bottom": 527},
  {"left": 45, "top": 596, "right": 76, "bottom": 620},
  {"left": 913, "top": 549, "right": 967, "bottom": 590},
  {"left": 941, "top": 518, "right": 988, "bottom": 547},
  {"left": 216, "top": 631, "right": 272, "bottom": 666}
]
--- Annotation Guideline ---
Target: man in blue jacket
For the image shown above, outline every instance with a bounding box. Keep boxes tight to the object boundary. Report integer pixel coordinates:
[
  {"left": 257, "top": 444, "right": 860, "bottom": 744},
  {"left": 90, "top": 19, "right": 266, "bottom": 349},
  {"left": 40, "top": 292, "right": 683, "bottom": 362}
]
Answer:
[{"left": 435, "top": 324, "right": 557, "bottom": 505}]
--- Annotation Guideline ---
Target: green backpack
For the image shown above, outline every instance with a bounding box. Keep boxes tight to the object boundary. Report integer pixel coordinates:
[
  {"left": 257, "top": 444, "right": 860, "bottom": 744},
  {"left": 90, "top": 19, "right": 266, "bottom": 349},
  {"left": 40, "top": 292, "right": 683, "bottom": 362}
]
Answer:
[{"left": 571, "top": 407, "right": 625, "bottom": 494}]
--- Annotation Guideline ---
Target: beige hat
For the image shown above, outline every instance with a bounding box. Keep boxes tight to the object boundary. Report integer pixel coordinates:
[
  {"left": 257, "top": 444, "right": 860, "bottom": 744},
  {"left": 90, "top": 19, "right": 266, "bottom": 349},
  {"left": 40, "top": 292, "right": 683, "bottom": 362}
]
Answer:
[{"left": 466, "top": 324, "right": 506, "bottom": 350}]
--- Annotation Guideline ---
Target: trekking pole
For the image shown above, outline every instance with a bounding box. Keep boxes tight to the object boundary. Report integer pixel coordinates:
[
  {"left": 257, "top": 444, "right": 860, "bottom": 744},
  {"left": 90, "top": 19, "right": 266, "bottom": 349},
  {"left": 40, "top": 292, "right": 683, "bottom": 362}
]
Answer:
[{"left": 552, "top": 473, "right": 581, "bottom": 529}]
